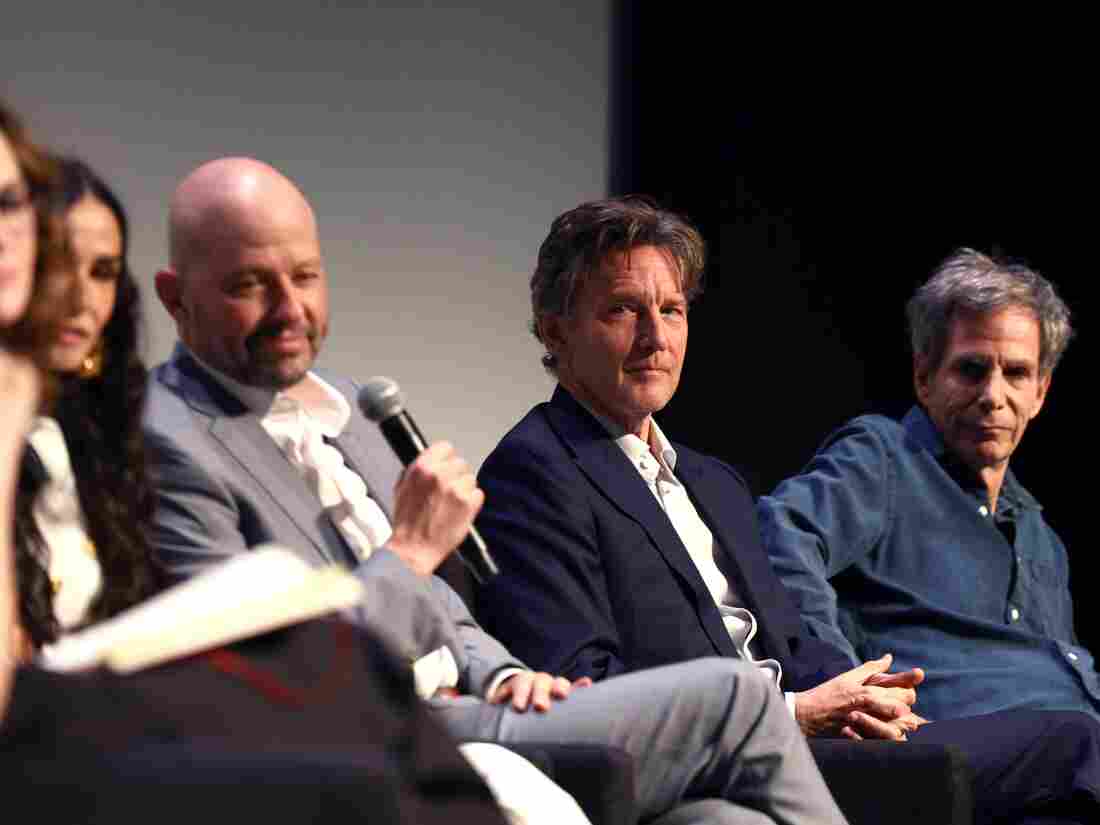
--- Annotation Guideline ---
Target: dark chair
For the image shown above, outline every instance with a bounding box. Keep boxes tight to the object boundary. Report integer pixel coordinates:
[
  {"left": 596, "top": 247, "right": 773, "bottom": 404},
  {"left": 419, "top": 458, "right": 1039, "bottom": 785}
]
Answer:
[
  {"left": 810, "top": 739, "right": 973, "bottom": 825},
  {"left": 440, "top": 556, "right": 974, "bottom": 825},
  {"left": 3, "top": 623, "right": 507, "bottom": 825},
  {"left": 5, "top": 617, "right": 637, "bottom": 825}
]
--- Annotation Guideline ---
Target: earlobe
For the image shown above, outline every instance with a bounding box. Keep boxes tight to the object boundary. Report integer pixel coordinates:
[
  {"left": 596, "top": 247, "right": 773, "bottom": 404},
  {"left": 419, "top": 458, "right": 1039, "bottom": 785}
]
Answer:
[
  {"left": 538, "top": 315, "right": 565, "bottom": 356},
  {"left": 154, "top": 269, "right": 183, "bottom": 319},
  {"left": 1031, "top": 374, "right": 1052, "bottom": 419},
  {"left": 913, "top": 355, "right": 930, "bottom": 403}
]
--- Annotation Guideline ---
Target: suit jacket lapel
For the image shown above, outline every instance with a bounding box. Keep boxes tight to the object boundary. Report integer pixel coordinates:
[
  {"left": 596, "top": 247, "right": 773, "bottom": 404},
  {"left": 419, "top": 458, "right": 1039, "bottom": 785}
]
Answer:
[
  {"left": 168, "top": 347, "right": 349, "bottom": 565},
  {"left": 546, "top": 388, "right": 739, "bottom": 658},
  {"left": 675, "top": 450, "right": 792, "bottom": 665},
  {"left": 676, "top": 455, "right": 762, "bottom": 614}
]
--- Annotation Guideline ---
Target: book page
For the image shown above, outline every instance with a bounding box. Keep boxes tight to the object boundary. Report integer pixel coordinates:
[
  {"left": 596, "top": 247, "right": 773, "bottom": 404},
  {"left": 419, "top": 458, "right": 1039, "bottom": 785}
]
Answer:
[{"left": 39, "top": 545, "right": 363, "bottom": 673}]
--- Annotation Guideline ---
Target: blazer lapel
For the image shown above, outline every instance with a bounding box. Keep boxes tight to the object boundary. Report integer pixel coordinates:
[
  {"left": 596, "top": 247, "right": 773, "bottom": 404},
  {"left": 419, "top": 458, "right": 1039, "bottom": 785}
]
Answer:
[
  {"left": 168, "top": 348, "right": 349, "bottom": 565},
  {"left": 675, "top": 450, "right": 791, "bottom": 663},
  {"left": 546, "top": 388, "right": 739, "bottom": 658}
]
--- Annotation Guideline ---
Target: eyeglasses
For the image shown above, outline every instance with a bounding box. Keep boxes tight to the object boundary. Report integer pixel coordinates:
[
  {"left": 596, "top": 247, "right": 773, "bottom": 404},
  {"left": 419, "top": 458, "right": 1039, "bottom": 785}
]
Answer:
[{"left": 0, "top": 183, "right": 33, "bottom": 224}]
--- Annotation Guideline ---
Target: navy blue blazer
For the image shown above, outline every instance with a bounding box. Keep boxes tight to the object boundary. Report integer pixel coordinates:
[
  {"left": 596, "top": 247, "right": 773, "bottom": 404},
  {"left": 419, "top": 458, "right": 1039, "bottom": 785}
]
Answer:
[{"left": 475, "top": 387, "right": 852, "bottom": 692}]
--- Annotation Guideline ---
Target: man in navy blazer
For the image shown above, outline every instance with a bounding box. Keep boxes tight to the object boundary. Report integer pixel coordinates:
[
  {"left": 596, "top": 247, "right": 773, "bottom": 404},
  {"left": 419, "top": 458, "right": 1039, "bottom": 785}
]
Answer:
[
  {"left": 140, "top": 159, "right": 853, "bottom": 825},
  {"left": 478, "top": 384, "right": 853, "bottom": 694},
  {"left": 475, "top": 195, "right": 1100, "bottom": 824}
]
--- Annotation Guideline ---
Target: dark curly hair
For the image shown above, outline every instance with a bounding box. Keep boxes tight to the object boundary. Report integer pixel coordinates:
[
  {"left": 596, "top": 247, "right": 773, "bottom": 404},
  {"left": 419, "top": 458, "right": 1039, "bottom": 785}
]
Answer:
[{"left": 15, "top": 158, "right": 160, "bottom": 646}]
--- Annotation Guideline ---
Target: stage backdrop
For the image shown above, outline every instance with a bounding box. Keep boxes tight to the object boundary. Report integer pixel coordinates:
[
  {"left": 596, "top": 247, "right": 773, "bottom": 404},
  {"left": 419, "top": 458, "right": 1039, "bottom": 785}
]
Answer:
[{"left": 5, "top": 0, "right": 609, "bottom": 468}]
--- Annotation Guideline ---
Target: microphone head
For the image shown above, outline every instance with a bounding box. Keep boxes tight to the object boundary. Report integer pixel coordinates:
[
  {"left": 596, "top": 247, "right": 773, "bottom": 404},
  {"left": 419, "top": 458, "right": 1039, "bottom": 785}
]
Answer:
[{"left": 358, "top": 376, "right": 405, "bottom": 422}]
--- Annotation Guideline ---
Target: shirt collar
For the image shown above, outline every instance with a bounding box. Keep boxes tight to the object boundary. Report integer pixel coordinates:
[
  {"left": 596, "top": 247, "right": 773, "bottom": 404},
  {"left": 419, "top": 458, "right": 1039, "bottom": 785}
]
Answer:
[
  {"left": 902, "top": 404, "right": 1040, "bottom": 512},
  {"left": 570, "top": 390, "right": 678, "bottom": 475},
  {"left": 186, "top": 345, "right": 350, "bottom": 437}
]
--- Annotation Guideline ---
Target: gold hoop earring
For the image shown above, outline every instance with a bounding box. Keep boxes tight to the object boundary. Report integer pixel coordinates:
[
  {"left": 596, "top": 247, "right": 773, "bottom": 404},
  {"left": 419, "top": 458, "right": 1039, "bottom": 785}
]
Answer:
[{"left": 79, "top": 341, "right": 104, "bottom": 379}]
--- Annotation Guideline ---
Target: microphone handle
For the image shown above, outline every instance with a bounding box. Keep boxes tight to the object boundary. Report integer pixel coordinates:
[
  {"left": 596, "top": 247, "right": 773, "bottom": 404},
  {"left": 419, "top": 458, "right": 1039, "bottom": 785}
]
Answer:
[
  {"left": 378, "top": 412, "right": 499, "bottom": 584},
  {"left": 379, "top": 411, "right": 428, "bottom": 464}
]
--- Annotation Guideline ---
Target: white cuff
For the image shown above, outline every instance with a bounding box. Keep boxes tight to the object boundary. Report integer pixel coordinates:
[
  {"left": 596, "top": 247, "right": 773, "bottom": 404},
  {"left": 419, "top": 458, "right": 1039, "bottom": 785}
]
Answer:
[{"left": 784, "top": 690, "right": 798, "bottom": 719}]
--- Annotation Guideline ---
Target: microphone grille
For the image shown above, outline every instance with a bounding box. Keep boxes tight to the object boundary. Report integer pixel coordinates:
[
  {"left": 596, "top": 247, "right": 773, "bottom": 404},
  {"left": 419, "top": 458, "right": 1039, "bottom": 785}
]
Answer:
[{"left": 358, "top": 376, "right": 405, "bottom": 422}]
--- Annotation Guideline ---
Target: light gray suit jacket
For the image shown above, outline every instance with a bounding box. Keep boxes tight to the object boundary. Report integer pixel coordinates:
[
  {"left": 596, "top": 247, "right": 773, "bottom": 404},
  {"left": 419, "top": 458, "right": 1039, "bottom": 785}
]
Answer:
[
  {"left": 144, "top": 352, "right": 839, "bottom": 825},
  {"left": 143, "top": 345, "right": 523, "bottom": 697}
]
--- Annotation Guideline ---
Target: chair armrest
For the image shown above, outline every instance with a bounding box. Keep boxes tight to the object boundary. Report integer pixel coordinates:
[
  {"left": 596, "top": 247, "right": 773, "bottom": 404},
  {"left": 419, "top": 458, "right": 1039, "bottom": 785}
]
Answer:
[{"left": 809, "top": 739, "right": 973, "bottom": 825}]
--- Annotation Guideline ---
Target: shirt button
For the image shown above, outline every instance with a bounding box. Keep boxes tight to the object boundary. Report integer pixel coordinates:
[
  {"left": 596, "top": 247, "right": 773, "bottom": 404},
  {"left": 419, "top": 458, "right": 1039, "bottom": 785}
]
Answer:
[
  {"left": 1009, "top": 607, "right": 1020, "bottom": 622},
  {"left": 1068, "top": 651, "right": 1080, "bottom": 662},
  {"left": 978, "top": 505, "right": 989, "bottom": 517}
]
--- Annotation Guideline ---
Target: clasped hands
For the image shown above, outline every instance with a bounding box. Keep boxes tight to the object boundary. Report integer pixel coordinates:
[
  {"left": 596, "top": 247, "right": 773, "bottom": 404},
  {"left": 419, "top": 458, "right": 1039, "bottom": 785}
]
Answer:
[{"left": 795, "top": 654, "right": 929, "bottom": 741}]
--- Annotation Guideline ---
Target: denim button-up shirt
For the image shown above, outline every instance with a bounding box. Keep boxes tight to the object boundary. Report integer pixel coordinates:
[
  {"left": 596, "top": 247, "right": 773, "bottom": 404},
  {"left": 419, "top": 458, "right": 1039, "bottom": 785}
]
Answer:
[{"left": 758, "top": 406, "right": 1100, "bottom": 722}]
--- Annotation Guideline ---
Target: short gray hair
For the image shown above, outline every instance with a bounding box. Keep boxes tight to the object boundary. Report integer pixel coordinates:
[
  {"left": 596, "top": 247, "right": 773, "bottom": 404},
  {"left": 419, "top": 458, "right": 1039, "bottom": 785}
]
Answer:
[
  {"left": 907, "top": 248, "right": 1072, "bottom": 376},
  {"left": 530, "top": 195, "right": 705, "bottom": 374}
]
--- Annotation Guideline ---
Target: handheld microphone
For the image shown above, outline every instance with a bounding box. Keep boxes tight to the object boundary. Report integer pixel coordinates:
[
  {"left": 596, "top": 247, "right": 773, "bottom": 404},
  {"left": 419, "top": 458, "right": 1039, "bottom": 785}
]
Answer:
[{"left": 358, "top": 376, "right": 498, "bottom": 584}]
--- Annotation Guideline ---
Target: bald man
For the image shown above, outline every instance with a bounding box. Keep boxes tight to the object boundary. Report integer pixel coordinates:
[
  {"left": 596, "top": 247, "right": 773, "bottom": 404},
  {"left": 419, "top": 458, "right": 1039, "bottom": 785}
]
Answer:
[{"left": 143, "top": 157, "right": 849, "bottom": 825}]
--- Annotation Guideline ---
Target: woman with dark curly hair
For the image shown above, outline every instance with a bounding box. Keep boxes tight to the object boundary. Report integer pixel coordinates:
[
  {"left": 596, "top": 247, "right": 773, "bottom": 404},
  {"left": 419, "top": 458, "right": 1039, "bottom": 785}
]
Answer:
[{"left": 14, "top": 158, "right": 158, "bottom": 651}]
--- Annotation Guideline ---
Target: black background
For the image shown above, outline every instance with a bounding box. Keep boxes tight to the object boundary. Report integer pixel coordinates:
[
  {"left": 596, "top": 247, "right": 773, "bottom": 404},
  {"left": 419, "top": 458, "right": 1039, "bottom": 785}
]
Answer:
[{"left": 610, "top": 7, "right": 1096, "bottom": 648}]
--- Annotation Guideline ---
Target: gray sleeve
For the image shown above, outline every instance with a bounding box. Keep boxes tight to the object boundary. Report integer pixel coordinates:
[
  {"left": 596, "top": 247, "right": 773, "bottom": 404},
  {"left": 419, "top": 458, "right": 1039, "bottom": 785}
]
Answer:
[{"left": 429, "top": 575, "right": 527, "bottom": 696}]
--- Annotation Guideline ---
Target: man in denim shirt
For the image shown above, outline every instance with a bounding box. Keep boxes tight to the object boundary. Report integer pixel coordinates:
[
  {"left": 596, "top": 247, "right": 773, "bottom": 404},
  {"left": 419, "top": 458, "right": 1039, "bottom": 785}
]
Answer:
[{"left": 759, "top": 248, "right": 1100, "bottom": 724}]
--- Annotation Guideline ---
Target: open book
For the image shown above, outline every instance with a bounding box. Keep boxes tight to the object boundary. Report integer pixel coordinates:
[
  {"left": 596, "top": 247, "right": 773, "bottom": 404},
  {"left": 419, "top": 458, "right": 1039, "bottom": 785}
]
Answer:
[{"left": 38, "top": 545, "right": 364, "bottom": 674}]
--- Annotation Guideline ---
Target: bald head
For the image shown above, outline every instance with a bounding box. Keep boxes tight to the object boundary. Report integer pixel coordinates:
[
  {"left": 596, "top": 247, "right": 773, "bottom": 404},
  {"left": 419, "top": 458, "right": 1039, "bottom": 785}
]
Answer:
[
  {"left": 156, "top": 157, "right": 329, "bottom": 390},
  {"left": 168, "top": 157, "right": 317, "bottom": 277}
]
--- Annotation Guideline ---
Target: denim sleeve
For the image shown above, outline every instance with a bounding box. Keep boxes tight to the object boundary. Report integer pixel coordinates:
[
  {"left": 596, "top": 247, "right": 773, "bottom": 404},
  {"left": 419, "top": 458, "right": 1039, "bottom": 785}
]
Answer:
[{"left": 757, "top": 420, "right": 892, "bottom": 665}]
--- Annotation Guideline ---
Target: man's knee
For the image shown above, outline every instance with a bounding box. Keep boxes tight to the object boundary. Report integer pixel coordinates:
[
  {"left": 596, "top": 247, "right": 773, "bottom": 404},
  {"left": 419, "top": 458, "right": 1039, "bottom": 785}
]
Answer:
[
  {"left": 1042, "top": 711, "right": 1100, "bottom": 756},
  {"left": 680, "top": 658, "right": 778, "bottom": 709}
]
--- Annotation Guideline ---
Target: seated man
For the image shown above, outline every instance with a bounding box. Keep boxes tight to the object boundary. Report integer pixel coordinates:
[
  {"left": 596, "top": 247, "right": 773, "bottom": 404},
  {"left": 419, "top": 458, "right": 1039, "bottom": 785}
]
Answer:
[
  {"left": 757, "top": 249, "right": 1100, "bottom": 723},
  {"left": 0, "top": 101, "right": 504, "bottom": 825},
  {"left": 474, "top": 196, "right": 1100, "bottom": 825},
  {"left": 143, "top": 156, "right": 848, "bottom": 825}
]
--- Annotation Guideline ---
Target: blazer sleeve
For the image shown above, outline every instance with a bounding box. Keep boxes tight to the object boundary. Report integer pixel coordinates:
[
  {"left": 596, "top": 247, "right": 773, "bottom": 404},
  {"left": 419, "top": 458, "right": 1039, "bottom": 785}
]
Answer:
[
  {"left": 476, "top": 436, "right": 628, "bottom": 683},
  {"left": 144, "top": 414, "right": 486, "bottom": 671},
  {"left": 429, "top": 577, "right": 527, "bottom": 696}
]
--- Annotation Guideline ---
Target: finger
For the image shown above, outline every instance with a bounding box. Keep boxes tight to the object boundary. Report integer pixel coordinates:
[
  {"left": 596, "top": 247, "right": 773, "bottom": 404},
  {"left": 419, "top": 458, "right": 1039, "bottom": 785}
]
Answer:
[
  {"left": 549, "top": 676, "right": 573, "bottom": 699},
  {"left": 468, "top": 487, "right": 486, "bottom": 514},
  {"left": 856, "top": 690, "right": 912, "bottom": 720},
  {"left": 573, "top": 677, "right": 593, "bottom": 689},
  {"left": 839, "top": 725, "right": 863, "bottom": 741},
  {"left": 894, "top": 713, "right": 925, "bottom": 734},
  {"left": 510, "top": 675, "right": 534, "bottom": 712},
  {"left": 421, "top": 440, "right": 456, "bottom": 460},
  {"left": 848, "top": 654, "right": 893, "bottom": 682},
  {"left": 848, "top": 711, "right": 907, "bottom": 741},
  {"left": 488, "top": 680, "right": 513, "bottom": 705},
  {"left": 867, "top": 667, "right": 925, "bottom": 688},
  {"left": 530, "top": 674, "right": 555, "bottom": 712},
  {"left": 871, "top": 684, "right": 917, "bottom": 706}
]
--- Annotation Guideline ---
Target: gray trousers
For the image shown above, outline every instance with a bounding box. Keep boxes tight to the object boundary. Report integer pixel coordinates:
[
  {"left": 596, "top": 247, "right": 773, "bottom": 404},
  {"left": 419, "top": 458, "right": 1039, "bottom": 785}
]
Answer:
[{"left": 431, "top": 657, "right": 846, "bottom": 825}]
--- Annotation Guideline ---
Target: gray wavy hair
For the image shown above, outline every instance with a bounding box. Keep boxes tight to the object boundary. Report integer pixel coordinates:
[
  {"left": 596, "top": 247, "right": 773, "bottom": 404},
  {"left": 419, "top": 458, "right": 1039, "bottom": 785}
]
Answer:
[
  {"left": 907, "top": 248, "right": 1072, "bottom": 376},
  {"left": 530, "top": 195, "right": 705, "bottom": 374}
]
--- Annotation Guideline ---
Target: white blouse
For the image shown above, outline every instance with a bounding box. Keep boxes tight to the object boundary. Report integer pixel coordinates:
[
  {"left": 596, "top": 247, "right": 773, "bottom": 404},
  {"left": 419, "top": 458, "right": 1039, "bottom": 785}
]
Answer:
[{"left": 26, "top": 417, "right": 102, "bottom": 629}]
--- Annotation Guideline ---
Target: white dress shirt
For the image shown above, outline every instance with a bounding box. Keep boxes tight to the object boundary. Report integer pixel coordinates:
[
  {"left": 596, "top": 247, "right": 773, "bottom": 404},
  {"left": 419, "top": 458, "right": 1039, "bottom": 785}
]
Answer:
[
  {"left": 589, "top": 407, "right": 798, "bottom": 715},
  {"left": 26, "top": 417, "right": 102, "bottom": 630},
  {"left": 198, "top": 362, "right": 394, "bottom": 559}
]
